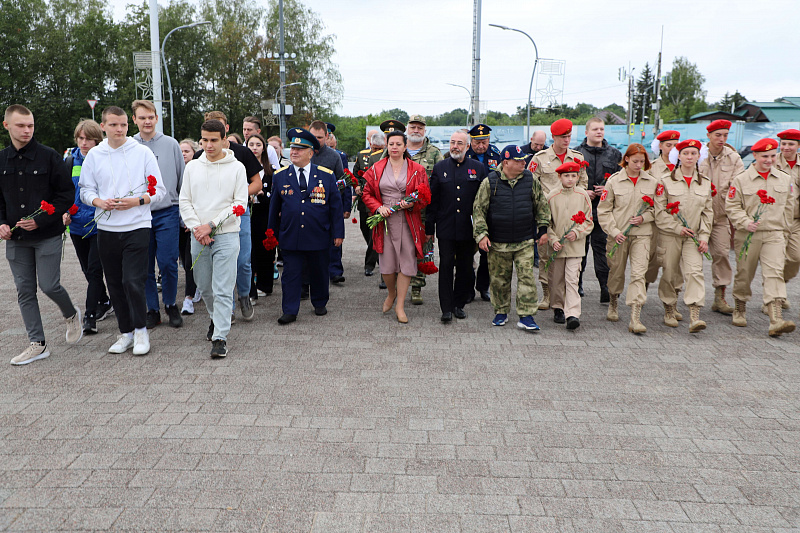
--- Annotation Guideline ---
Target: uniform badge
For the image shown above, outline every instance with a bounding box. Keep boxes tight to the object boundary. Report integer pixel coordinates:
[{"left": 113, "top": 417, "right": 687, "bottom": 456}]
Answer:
[
  {"left": 727, "top": 186, "right": 736, "bottom": 199},
  {"left": 600, "top": 189, "right": 608, "bottom": 201},
  {"left": 528, "top": 161, "right": 537, "bottom": 173},
  {"left": 656, "top": 183, "right": 664, "bottom": 197},
  {"left": 489, "top": 160, "right": 498, "bottom": 169}
]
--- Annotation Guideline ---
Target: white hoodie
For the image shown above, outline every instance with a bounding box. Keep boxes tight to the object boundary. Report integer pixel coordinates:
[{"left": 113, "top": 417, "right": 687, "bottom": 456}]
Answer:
[
  {"left": 79, "top": 137, "right": 167, "bottom": 232},
  {"left": 179, "top": 149, "right": 248, "bottom": 234}
]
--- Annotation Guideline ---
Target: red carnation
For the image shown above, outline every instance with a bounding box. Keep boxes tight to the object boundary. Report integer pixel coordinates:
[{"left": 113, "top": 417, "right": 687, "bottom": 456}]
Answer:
[
  {"left": 666, "top": 201, "right": 680, "bottom": 215},
  {"left": 571, "top": 210, "right": 586, "bottom": 225},
  {"left": 147, "top": 185, "right": 156, "bottom": 196},
  {"left": 68, "top": 204, "right": 79, "bottom": 215},
  {"left": 232, "top": 205, "right": 246, "bottom": 217},
  {"left": 757, "top": 189, "right": 767, "bottom": 198},
  {"left": 352, "top": 217, "right": 358, "bottom": 224},
  {"left": 147, "top": 175, "right": 157, "bottom": 186},
  {"left": 416, "top": 183, "right": 432, "bottom": 206},
  {"left": 761, "top": 195, "right": 776, "bottom": 205},
  {"left": 417, "top": 261, "right": 439, "bottom": 275},
  {"left": 604, "top": 173, "right": 611, "bottom": 179},
  {"left": 711, "top": 183, "right": 717, "bottom": 197},
  {"left": 357, "top": 170, "right": 365, "bottom": 177},
  {"left": 642, "top": 195, "right": 654, "bottom": 207},
  {"left": 262, "top": 229, "right": 279, "bottom": 250},
  {"left": 40, "top": 201, "right": 55, "bottom": 215}
]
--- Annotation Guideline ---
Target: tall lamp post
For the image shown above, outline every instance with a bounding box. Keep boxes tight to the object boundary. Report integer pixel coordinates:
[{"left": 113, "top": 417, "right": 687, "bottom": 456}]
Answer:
[
  {"left": 275, "top": 82, "right": 302, "bottom": 134},
  {"left": 489, "top": 24, "right": 538, "bottom": 141},
  {"left": 446, "top": 83, "right": 472, "bottom": 128},
  {"left": 162, "top": 20, "right": 211, "bottom": 138}
]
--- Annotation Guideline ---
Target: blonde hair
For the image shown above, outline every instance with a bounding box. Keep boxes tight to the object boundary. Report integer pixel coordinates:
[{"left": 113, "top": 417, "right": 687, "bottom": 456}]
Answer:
[
  {"left": 74, "top": 119, "right": 103, "bottom": 144},
  {"left": 131, "top": 99, "right": 157, "bottom": 116},
  {"left": 204, "top": 110, "right": 228, "bottom": 125}
]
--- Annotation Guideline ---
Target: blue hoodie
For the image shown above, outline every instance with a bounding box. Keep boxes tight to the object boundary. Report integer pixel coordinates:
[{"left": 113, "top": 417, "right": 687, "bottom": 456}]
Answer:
[{"left": 67, "top": 147, "right": 98, "bottom": 238}]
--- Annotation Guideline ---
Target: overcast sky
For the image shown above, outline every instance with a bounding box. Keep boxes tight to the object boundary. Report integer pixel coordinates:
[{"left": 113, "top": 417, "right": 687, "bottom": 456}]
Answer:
[{"left": 111, "top": 0, "right": 799, "bottom": 118}]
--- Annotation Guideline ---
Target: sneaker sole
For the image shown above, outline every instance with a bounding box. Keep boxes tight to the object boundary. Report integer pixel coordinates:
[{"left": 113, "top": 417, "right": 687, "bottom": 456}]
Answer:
[
  {"left": 211, "top": 351, "right": 228, "bottom": 358},
  {"left": 10, "top": 350, "right": 50, "bottom": 365},
  {"left": 132, "top": 346, "right": 150, "bottom": 356},
  {"left": 97, "top": 309, "right": 114, "bottom": 321},
  {"left": 492, "top": 321, "right": 507, "bottom": 327},
  {"left": 517, "top": 322, "right": 540, "bottom": 331},
  {"left": 108, "top": 343, "right": 133, "bottom": 354},
  {"left": 181, "top": 310, "right": 194, "bottom": 315}
]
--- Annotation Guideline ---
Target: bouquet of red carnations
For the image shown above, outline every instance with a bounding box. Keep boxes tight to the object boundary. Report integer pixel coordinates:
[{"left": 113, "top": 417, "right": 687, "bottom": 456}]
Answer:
[
  {"left": 365, "top": 179, "right": 431, "bottom": 230},
  {"left": 417, "top": 240, "right": 438, "bottom": 275},
  {"left": 11, "top": 200, "right": 55, "bottom": 232},
  {"left": 607, "top": 195, "right": 654, "bottom": 258},
  {"left": 665, "top": 201, "right": 712, "bottom": 260},
  {"left": 738, "top": 189, "right": 774, "bottom": 260},
  {"left": 544, "top": 211, "right": 587, "bottom": 272},
  {"left": 83, "top": 174, "right": 158, "bottom": 236}
]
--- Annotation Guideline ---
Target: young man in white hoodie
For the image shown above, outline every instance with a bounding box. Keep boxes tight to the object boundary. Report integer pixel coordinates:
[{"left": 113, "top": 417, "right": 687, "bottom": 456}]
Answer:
[
  {"left": 79, "top": 106, "right": 167, "bottom": 356},
  {"left": 179, "top": 120, "right": 248, "bottom": 358}
]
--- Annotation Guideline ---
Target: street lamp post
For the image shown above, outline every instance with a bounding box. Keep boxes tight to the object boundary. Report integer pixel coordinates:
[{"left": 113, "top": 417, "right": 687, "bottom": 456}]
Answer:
[
  {"left": 161, "top": 21, "right": 211, "bottom": 139},
  {"left": 489, "top": 24, "right": 538, "bottom": 142},
  {"left": 275, "top": 82, "right": 302, "bottom": 133},
  {"left": 446, "top": 83, "right": 472, "bottom": 128}
]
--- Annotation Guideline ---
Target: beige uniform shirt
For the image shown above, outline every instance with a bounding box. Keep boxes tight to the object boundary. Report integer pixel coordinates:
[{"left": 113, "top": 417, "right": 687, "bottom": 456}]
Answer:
[
  {"left": 725, "top": 165, "right": 793, "bottom": 232},
  {"left": 650, "top": 157, "right": 674, "bottom": 179},
  {"left": 775, "top": 153, "right": 800, "bottom": 220},
  {"left": 546, "top": 185, "right": 594, "bottom": 258},
  {"left": 655, "top": 169, "right": 713, "bottom": 241},
  {"left": 530, "top": 146, "right": 589, "bottom": 195},
  {"left": 597, "top": 169, "right": 658, "bottom": 239},
  {"left": 699, "top": 145, "right": 745, "bottom": 222}
]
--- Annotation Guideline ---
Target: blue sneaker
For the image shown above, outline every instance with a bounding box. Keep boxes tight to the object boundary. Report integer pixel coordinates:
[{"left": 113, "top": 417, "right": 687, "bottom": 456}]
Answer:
[
  {"left": 273, "top": 264, "right": 279, "bottom": 280},
  {"left": 492, "top": 313, "right": 508, "bottom": 326},
  {"left": 517, "top": 315, "right": 540, "bottom": 331}
]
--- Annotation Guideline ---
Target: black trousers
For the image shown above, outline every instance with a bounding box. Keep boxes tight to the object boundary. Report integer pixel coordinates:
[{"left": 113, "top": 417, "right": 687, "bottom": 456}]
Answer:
[
  {"left": 357, "top": 200, "right": 378, "bottom": 269},
  {"left": 475, "top": 249, "right": 489, "bottom": 292},
  {"left": 438, "top": 238, "right": 475, "bottom": 312},
  {"left": 179, "top": 228, "right": 197, "bottom": 298},
  {"left": 250, "top": 202, "right": 275, "bottom": 295},
  {"left": 579, "top": 211, "right": 609, "bottom": 289},
  {"left": 70, "top": 233, "right": 109, "bottom": 316},
  {"left": 98, "top": 228, "right": 149, "bottom": 333}
]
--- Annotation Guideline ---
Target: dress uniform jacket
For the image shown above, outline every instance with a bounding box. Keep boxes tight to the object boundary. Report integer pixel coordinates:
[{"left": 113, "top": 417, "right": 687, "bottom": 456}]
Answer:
[
  {"left": 529, "top": 146, "right": 589, "bottom": 195},
  {"left": 267, "top": 163, "right": 345, "bottom": 251},
  {"left": 725, "top": 165, "right": 793, "bottom": 233},
  {"left": 775, "top": 153, "right": 800, "bottom": 220},
  {"left": 546, "top": 185, "right": 594, "bottom": 258},
  {"left": 699, "top": 145, "right": 745, "bottom": 222},
  {"left": 597, "top": 170, "right": 657, "bottom": 238},
  {"left": 465, "top": 144, "right": 502, "bottom": 174},
  {"left": 655, "top": 169, "right": 713, "bottom": 241},
  {"left": 426, "top": 157, "right": 487, "bottom": 241}
]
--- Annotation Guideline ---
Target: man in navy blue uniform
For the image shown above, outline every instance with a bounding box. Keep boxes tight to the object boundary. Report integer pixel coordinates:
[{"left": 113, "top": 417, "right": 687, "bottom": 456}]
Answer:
[
  {"left": 465, "top": 124, "right": 501, "bottom": 302},
  {"left": 426, "top": 130, "right": 488, "bottom": 322},
  {"left": 268, "top": 128, "right": 344, "bottom": 325}
]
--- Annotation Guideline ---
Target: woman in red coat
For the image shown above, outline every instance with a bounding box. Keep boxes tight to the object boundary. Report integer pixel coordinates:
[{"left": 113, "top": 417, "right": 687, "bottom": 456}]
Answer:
[{"left": 362, "top": 131, "right": 430, "bottom": 323}]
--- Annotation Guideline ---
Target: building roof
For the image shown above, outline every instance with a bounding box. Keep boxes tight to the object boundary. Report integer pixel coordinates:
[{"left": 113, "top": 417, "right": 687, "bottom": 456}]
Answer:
[
  {"left": 737, "top": 100, "right": 800, "bottom": 122},
  {"left": 689, "top": 110, "right": 743, "bottom": 122}
]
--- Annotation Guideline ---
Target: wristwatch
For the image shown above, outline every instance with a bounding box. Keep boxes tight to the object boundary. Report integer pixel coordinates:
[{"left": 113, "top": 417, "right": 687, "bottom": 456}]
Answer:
[
  {"left": 208, "top": 220, "right": 216, "bottom": 231},
  {"left": 139, "top": 197, "right": 145, "bottom": 206}
]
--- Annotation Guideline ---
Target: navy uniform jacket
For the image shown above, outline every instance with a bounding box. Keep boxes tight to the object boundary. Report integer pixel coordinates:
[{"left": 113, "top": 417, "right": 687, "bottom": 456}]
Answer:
[
  {"left": 268, "top": 163, "right": 345, "bottom": 251},
  {"left": 465, "top": 144, "right": 501, "bottom": 174},
  {"left": 426, "top": 157, "right": 487, "bottom": 241}
]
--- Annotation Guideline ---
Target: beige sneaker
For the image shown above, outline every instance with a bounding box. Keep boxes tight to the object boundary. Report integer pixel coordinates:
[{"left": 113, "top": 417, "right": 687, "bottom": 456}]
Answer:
[
  {"left": 11, "top": 342, "right": 50, "bottom": 366},
  {"left": 65, "top": 308, "right": 83, "bottom": 344}
]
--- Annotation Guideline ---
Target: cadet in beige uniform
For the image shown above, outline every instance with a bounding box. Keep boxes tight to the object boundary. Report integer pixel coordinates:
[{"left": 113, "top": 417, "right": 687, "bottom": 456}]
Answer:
[
  {"left": 529, "top": 118, "right": 588, "bottom": 310},
  {"left": 776, "top": 129, "right": 800, "bottom": 292},
  {"left": 546, "top": 161, "right": 594, "bottom": 330},
  {"left": 655, "top": 139, "right": 713, "bottom": 333},
  {"left": 598, "top": 144, "right": 657, "bottom": 333},
  {"left": 699, "top": 120, "right": 744, "bottom": 315},
  {"left": 726, "top": 138, "right": 795, "bottom": 337}
]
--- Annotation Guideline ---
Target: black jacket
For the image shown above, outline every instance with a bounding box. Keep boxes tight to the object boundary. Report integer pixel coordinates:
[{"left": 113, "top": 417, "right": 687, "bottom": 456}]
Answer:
[
  {"left": 0, "top": 138, "right": 74, "bottom": 241},
  {"left": 426, "top": 157, "right": 486, "bottom": 241},
  {"left": 576, "top": 138, "right": 622, "bottom": 203}
]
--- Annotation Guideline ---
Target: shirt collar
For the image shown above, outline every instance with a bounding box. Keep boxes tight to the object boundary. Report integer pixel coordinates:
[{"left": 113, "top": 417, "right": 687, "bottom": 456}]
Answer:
[
  {"left": 293, "top": 162, "right": 311, "bottom": 175},
  {"left": 7, "top": 138, "right": 37, "bottom": 160}
]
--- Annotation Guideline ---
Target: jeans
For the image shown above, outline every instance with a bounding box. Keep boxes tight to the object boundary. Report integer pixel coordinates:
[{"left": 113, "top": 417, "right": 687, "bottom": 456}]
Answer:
[
  {"left": 146, "top": 205, "right": 180, "bottom": 310},
  {"left": 98, "top": 228, "right": 150, "bottom": 333},
  {"left": 191, "top": 232, "right": 240, "bottom": 341},
  {"left": 235, "top": 210, "right": 252, "bottom": 299},
  {"left": 70, "top": 232, "right": 109, "bottom": 316},
  {"left": 6, "top": 235, "right": 77, "bottom": 343}
]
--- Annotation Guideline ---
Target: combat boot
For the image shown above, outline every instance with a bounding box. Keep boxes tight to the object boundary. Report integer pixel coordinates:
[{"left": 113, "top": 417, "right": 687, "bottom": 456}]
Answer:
[
  {"left": 674, "top": 290, "right": 683, "bottom": 321},
  {"left": 783, "top": 297, "right": 791, "bottom": 310},
  {"left": 411, "top": 287, "right": 423, "bottom": 305},
  {"left": 732, "top": 299, "right": 747, "bottom": 327},
  {"left": 712, "top": 286, "right": 734, "bottom": 315},
  {"left": 663, "top": 304, "right": 679, "bottom": 328},
  {"left": 538, "top": 285, "right": 550, "bottom": 310},
  {"left": 768, "top": 299, "right": 796, "bottom": 337},
  {"left": 628, "top": 304, "right": 646, "bottom": 334},
  {"left": 688, "top": 304, "right": 706, "bottom": 332},
  {"left": 606, "top": 294, "right": 619, "bottom": 322}
]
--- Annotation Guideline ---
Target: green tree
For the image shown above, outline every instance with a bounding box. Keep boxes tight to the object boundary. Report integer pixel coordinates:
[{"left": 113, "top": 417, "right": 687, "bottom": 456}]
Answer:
[
  {"left": 429, "top": 108, "right": 469, "bottom": 127},
  {"left": 633, "top": 62, "right": 655, "bottom": 123},
  {"left": 716, "top": 90, "right": 747, "bottom": 113},
  {"left": 661, "top": 56, "right": 707, "bottom": 121}
]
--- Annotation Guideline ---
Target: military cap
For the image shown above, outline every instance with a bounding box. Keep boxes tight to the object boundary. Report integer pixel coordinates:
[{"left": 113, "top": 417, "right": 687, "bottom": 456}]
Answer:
[
  {"left": 408, "top": 114, "right": 426, "bottom": 126},
  {"left": 324, "top": 122, "right": 336, "bottom": 134},
  {"left": 500, "top": 145, "right": 526, "bottom": 162},
  {"left": 555, "top": 161, "right": 584, "bottom": 174},
  {"left": 287, "top": 127, "right": 320, "bottom": 151},
  {"left": 656, "top": 130, "right": 680, "bottom": 141},
  {"left": 380, "top": 120, "right": 405, "bottom": 134},
  {"left": 469, "top": 124, "right": 491, "bottom": 139},
  {"left": 676, "top": 139, "right": 702, "bottom": 152},
  {"left": 707, "top": 119, "right": 732, "bottom": 132},
  {"left": 751, "top": 138, "right": 779, "bottom": 152},
  {"left": 777, "top": 129, "right": 800, "bottom": 141},
  {"left": 550, "top": 118, "right": 573, "bottom": 136}
]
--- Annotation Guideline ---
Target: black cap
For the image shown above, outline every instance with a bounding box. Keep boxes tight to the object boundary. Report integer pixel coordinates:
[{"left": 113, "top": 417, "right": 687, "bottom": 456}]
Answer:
[
  {"left": 469, "top": 124, "right": 491, "bottom": 139},
  {"left": 325, "top": 122, "right": 336, "bottom": 134},
  {"left": 380, "top": 120, "right": 406, "bottom": 134}
]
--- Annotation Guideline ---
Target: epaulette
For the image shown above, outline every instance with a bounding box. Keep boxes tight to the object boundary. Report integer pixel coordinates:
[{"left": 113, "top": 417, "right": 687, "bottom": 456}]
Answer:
[
  {"left": 276, "top": 164, "right": 291, "bottom": 173},
  {"left": 358, "top": 148, "right": 371, "bottom": 155},
  {"left": 317, "top": 165, "right": 333, "bottom": 174}
]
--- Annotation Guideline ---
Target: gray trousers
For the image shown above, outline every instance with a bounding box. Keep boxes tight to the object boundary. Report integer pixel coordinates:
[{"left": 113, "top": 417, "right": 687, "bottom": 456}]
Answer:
[{"left": 6, "top": 235, "right": 77, "bottom": 343}]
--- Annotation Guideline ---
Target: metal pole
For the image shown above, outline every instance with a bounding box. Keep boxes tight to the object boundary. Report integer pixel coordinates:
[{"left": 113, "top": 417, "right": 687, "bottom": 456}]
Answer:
[
  {"left": 489, "top": 25, "right": 538, "bottom": 143},
  {"left": 148, "top": 0, "right": 163, "bottom": 133},
  {"left": 653, "top": 26, "right": 664, "bottom": 136},
  {"left": 471, "top": 0, "right": 481, "bottom": 125},
  {"left": 278, "top": 0, "right": 287, "bottom": 142},
  {"left": 162, "top": 21, "right": 211, "bottom": 139}
]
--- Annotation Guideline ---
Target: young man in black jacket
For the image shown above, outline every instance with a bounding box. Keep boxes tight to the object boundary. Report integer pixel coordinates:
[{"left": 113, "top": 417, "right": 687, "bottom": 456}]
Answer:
[{"left": 0, "top": 105, "right": 83, "bottom": 365}]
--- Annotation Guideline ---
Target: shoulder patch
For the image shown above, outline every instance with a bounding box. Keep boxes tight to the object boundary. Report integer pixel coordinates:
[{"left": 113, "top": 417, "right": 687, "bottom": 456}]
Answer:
[
  {"left": 656, "top": 183, "right": 664, "bottom": 197},
  {"left": 317, "top": 165, "right": 333, "bottom": 174},
  {"left": 276, "top": 164, "right": 291, "bottom": 174},
  {"left": 600, "top": 189, "right": 608, "bottom": 201},
  {"left": 727, "top": 186, "right": 736, "bottom": 199},
  {"left": 527, "top": 160, "right": 538, "bottom": 173}
]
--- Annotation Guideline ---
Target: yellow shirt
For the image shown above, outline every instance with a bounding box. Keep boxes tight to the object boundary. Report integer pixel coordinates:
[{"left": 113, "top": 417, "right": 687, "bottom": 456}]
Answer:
[{"left": 597, "top": 169, "right": 658, "bottom": 239}]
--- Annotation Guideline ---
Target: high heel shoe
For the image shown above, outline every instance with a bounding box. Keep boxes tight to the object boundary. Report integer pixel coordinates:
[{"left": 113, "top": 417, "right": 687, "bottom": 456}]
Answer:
[
  {"left": 383, "top": 295, "right": 397, "bottom": 313},
  {"left": 396, "top": 309, "right": 408, "bottom": 323}
]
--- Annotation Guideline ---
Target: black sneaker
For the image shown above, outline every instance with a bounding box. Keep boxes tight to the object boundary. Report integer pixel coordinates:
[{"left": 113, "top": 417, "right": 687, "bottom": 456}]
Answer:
[
  {"left": 553, "top": 308, "right": 566, "bottom": 324},
  {"left": 96, "top": 300, "right": 114, "bottom": 321},
  {"left": 146, "top": 309, "right": 161, "bottom": 329},
  {"left": 165, "top": 305, "right": 183, "bottom": 328},
  {"left": 82, "top": 314, "right": 98, "bottom": 334},
  {"left": 206, "top": 320, "right": 214, "bottom": 341},
  {"left": 600, "top": 286, "right": 610, "bottom": 304},
  {"left": 210, "top": 339, "right": 227, "bottom": 358},
  {"left": 566, "top": 316, "right": 580, "bottom": 330}
]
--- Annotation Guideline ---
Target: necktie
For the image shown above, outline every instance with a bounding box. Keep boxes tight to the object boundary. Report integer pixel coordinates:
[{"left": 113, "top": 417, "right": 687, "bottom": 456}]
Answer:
[{"left": 298, "top": 167, "right": 307, "bottom": 191}]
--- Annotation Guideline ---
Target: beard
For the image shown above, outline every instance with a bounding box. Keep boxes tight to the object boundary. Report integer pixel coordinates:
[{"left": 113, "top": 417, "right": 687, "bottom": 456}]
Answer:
[
  {"left": 450, "top": 148, "right": 466, "bottom": 162},
  {"left": 407, "top": 133, "right": 424, "bottom": 143}
]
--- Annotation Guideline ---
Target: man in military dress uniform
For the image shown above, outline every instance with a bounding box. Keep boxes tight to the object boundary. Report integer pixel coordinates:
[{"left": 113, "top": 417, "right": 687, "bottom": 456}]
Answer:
[
  {"left": 268, "top": 128, "right": 344, "bottom": 325},
  {"left": 353, "top": 130, "right": 384, "bottom": 276}
]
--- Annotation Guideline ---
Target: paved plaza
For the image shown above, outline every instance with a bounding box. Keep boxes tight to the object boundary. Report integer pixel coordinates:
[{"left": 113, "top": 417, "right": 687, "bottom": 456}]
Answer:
[{"left": 1, "top": 220, "right": 800, "bottom": 532}]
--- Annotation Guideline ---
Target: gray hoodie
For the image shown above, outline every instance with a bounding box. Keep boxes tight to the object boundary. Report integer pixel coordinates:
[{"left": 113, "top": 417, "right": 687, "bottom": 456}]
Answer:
[{"left": 134, "top": 131, "right": 185, "bottom": 211}]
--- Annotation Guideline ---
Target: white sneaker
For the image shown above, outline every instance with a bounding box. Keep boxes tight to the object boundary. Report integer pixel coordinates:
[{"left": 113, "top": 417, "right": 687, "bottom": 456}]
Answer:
[
  {"left": 11, "top": 342, "right": 50, "bottom": 365},
  {"left": 132, "top": 329, "right": 150, "bottom": 356},
  {"left": 192, "top": 289, "right": 202, "bottom": 303},
  {"left": 181, "top": 298, "right": 194, "bottom": 315},
  {"left": 65, "top": 308, "right": 83, "bottom": 344},
  {"left": 108, "top": 335, "right": 134, "bottom": 354}
]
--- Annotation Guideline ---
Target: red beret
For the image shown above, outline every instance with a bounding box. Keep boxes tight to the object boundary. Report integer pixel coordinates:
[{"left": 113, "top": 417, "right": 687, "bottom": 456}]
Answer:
[
  {"left": 751, "top": 138, "right": 779, "bottom": 152},
  {"left": 550, "top": 118, "right": 573, "bottom": 136},
  {"left": 656, "top": 130, "right": 680, "bottom": 141},
  {"left": 676, "top": 139, "right": 702, "bottom": 152},
  {"left": 555, "top": 160, "right": 589, "bottom": 174},
  {"left": 777, "top": 129, "right": 800, "bottom": 141},
  {"left": 707, "top": 120, "right": 732, "bottom": 133}
]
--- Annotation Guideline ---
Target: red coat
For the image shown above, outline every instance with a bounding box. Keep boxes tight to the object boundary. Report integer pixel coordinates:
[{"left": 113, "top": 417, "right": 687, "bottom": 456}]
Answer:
[{"left": 362, "top": 157, "right": 430, "bottom": 259}]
